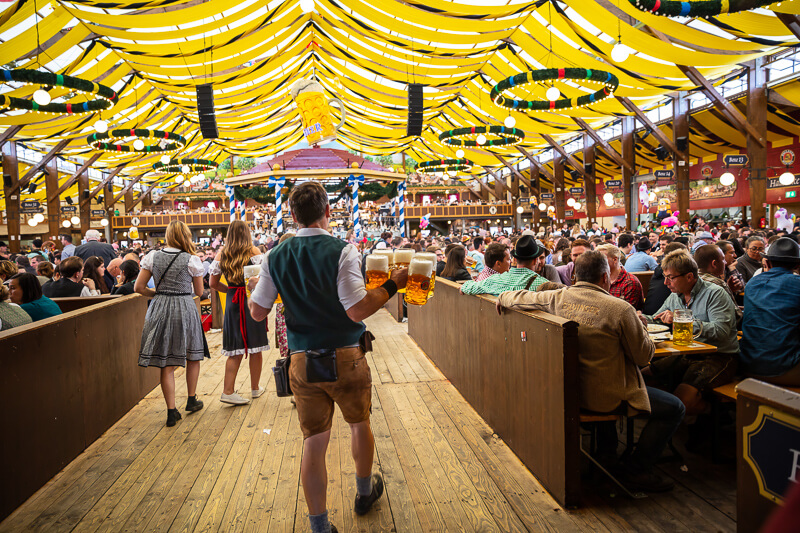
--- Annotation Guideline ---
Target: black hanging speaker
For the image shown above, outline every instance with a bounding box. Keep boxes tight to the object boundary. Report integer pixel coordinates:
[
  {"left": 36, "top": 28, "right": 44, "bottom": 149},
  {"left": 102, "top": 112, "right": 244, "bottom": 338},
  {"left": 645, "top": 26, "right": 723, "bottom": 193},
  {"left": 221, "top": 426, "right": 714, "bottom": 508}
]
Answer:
[
  {"left": 407, "top": 84, "right": 423, "bottom": 137},
  {"left": 65, "top": 196, "right": 73, "bottom": 205},
  {"left": 83, "top": 190, "right": 90, "bottom": 200},
  {"left": 197, "top": 84, "right": 219, "bottom": 139}
]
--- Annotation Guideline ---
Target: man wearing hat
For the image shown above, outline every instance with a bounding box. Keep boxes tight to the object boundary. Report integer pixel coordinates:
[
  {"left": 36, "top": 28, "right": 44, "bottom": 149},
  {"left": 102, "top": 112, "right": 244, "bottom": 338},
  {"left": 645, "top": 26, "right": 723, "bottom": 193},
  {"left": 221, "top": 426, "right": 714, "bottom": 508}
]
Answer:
[
  {"left": 460, "top": 235, "right": 547, "bottom": 296},
  {"left": 624, "top": 237, "right": 658, "bottom": 273},
  {"left": 740, "top": 237, "right": 800, "bottom": 386},
  {"left": 690, "top": 231, "right": 715, "bottom": 254}
]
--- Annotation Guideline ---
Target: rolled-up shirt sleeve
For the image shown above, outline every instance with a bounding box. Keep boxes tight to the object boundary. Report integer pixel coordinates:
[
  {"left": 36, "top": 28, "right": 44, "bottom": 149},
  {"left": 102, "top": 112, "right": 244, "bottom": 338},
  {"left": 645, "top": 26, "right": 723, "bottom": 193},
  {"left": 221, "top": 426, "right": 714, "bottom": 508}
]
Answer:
[
  {"left": 249, "top": 252, "right": 278, "bottom": 310},
  {"left": 338, "top": 244, "right": 367, "bottom": 311}
]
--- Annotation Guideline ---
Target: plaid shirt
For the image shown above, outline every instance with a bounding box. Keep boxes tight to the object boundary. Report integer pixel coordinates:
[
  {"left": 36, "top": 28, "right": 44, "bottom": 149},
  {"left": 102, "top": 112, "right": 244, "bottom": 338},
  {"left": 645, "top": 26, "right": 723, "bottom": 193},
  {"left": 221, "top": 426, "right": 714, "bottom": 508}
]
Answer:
[
  {"left": 475, "top": 266, "right": 499, "bottom": 282},
  {"left": 609, "top": 267, "right": 644, "bottom": 310},
  {"left": 461, "top": 267, "right": 546, "bottom": 297}
]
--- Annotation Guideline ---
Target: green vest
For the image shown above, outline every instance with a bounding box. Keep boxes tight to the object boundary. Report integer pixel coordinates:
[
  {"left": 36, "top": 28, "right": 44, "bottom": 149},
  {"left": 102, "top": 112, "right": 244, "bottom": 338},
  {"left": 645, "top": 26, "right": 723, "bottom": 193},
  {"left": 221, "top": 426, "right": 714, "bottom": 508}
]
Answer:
[{"left": 268, "top": 234, "right": 365, "bottom": 350}]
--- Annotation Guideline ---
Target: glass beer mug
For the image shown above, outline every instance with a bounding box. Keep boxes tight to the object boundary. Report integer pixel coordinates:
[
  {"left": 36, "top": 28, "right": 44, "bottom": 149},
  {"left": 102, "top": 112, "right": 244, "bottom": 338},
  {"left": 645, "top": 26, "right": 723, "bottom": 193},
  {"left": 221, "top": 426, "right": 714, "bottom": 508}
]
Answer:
[
  {"left": 243, "top": 265, "right": 260, "bottom": 298},
  {"left": 365, "top": 254, "right": 390, "bottom": 290},
  {"left": 393, "top": 249, "right": 415, "bottom": 269},
  {"left": 672, "top": 309, "right": 700, "bottom": 346},
  {"left": 405, "top": 258, "right": 434, "bottom": 306},
  {"left": 415, "top": 252, "right": 437, "bottom": 298},
  {"left": 373, "top": 249, "right": 394, "bottom": 269}
]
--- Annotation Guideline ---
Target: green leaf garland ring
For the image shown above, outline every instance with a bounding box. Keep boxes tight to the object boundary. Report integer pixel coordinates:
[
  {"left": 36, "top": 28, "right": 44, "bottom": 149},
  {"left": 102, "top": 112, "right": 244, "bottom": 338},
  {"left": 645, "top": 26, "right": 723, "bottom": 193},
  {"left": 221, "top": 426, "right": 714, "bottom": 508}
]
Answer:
[
  {"left": 627, "top": 0, "right": 773, "bottom": 17},
  {"left": 439, "top": 125, "right": 525, "bottom": 147},
  {"left": 490, "top": 68, "right": 619, "bottom": 112},
  {"left": 415, "top": 158, "right": 474, "bottom": 174},
  {"left": 153, "top": 158, "right": 218, "bottom": 174},
  {"left": 87, "top": 128, "right": 187, "bottom": 154},
  {"left": 0, "top": 69, "right": 118, "bottom": 115}
]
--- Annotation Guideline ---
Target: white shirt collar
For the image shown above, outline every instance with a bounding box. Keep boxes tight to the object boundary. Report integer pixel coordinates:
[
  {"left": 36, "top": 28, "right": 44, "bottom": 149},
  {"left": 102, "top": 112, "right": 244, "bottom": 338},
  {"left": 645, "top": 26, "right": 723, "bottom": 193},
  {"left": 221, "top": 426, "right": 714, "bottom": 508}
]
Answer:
[
  {"left": 296, "top": 228, "right": 331, "bottom": 237},
  {"left": 164, "top": 246, "right": 181, "bottom": 252}
]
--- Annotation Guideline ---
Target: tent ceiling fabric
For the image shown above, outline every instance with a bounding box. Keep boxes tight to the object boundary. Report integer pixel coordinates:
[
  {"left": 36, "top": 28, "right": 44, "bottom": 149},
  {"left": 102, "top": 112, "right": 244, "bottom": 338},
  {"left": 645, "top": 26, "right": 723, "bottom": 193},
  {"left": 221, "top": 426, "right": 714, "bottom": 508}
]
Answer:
[{"left": 0, "top": 0, "right": 798, "bottom": 190}]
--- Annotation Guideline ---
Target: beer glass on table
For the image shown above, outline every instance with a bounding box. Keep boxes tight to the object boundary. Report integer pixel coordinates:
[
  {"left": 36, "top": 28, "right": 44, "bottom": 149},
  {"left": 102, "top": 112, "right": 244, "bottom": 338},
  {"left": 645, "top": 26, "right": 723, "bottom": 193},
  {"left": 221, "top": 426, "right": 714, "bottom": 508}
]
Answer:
[
  {"left": 405, "top": 258, "right": 434, "bottom": 306},
  {"left": 672, "top": 309, "right": 699, "bottom": 346},
  {"left": 243, "top": 265, "right": 260, "bottom": 298},
  {"left": 415, "top": 252, "right": 437, "bottom": 297},
  {"left": 365, "top": 254, "right": 390, "bottom": 290}
]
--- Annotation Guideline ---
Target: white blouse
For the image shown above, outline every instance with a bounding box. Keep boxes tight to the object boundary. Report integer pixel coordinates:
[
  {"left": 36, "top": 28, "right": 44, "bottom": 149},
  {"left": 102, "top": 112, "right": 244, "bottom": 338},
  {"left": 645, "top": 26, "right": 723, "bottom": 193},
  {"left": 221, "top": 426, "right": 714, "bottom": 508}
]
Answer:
[
  {"left": 208, "top": 254, "right": 263, "bottom": 276},
  {"left": 141, "top": 247, "right": 206, "bottom": 277}
]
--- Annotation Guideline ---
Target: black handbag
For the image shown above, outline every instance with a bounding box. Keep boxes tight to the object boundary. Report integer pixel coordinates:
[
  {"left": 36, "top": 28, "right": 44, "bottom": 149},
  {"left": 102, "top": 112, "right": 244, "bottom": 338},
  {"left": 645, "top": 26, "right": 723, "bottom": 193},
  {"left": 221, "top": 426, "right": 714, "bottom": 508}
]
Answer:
[
  {"left": 306, "top": 348, "right": 338, "bottom": 383},
  {"left": 272, "top": 356, "right": 293, "bottom": 397}
]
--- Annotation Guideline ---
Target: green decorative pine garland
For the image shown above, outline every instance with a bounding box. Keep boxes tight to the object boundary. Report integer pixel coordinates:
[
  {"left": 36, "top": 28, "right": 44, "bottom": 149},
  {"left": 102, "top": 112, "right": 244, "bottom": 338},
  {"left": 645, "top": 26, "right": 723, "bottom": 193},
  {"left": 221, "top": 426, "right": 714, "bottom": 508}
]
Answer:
[
  {"left": 87, "top": 128, "right": 187, "bottom": 154},
  {"left": 415, "top": 158, "right": 474, "bottom": 174},
  {"left": 153, "top": 158, "right": 218, "bottom": 174},
  {"left": 236, "top": 180, "right": 397, "bottom": 205},
  {"left": 0, "top": 68, "right": 118, "bottom": 115},
  {"left": 627, "top": 0, "right": 773, "bottom": 17},
  {"left": 491, "top": 68, "right": 619, "bottom": 112},
  {"left": 439, "top": 126, "right": 525, "bottom": 147}
]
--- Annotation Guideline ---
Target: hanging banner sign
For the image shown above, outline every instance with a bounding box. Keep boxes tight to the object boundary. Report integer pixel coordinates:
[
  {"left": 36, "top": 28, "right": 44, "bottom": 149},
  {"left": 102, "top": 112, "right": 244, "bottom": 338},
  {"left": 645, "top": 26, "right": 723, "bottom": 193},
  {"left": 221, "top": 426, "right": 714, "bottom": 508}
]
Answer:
[
  {"left": 569, "top": 187, "right": 584, "bottom": 195},
  {"left": 541, "top": 193, "right": 554, "bottom": 199},
  {"left": 605, "top": 180, "right": 622, "bottom": 188},
  {"left": 91, "top": 209, "right": 106, "bottom": 217},
  {"left": 518, "top": 197, "right": 529, "bottom": 204},
  {"left": 20, "top": 207, "right": 43, "bottom": 214},
  {"left": 565, "top": 209, "right": 574, "bottom": 217},
  {"left": 724, "top": 154, "right": 748, "bottom": 166},
  {"left": 654, "top": 170, "right": 674, "bottom": 179},
  {"left": 768, "top": 174, "right": 800, "bottom": 189},
  {"left": 60, "top": 206, "right": 77, "bottom": 213},
  {"left": 21, "top": 201, "right": 40, "bottom": 209}
]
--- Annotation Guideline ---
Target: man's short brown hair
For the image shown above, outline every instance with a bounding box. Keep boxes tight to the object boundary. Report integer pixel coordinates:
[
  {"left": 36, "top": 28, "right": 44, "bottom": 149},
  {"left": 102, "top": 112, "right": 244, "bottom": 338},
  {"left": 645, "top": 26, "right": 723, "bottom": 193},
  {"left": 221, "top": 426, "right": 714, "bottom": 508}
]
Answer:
[
  {"left": 288, "top": 181, "right": 329, "bottom": 226},
  {"left": 483, "top": 243, "right": 508, "bottom": 270},
  {"left": 60, "top": 256, "right": 84, "bottom": 278},
  {"left": 661, "top": 250, "right": 698, "bottom": 278},
  {"left": 571, "top": 238, "right": 591, "bottom": 249}
]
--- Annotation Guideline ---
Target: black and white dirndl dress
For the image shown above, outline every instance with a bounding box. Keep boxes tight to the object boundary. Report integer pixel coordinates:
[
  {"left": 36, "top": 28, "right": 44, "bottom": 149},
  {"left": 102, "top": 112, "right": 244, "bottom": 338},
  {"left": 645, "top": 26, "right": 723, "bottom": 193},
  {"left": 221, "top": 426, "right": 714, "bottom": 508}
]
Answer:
[
  {"left": 208, "top": 256, "right": 270, "bottom": 357},
  {"left": 138, "top": 248, "right": 210, "bottom": 368}
]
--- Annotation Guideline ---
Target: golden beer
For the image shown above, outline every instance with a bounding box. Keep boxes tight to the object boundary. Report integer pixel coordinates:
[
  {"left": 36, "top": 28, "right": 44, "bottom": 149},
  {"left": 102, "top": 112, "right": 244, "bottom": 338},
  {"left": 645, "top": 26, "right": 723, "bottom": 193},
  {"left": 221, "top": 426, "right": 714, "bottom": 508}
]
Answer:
[
  {"left": 243, "top": 265, "right": 260, "bottom": 298},
  {"left": 393, "top": 249, "right": 415, "bottom": 269},
  {"left": 672, "top": 320, "right": 694, "bottom": 346},
  {"left": 365, "top": 254, "right": 390, "bottom": 290},
  {"left": 415, "top": 252, "right": 437, "bottom": 297},
  {"left": 405, "top": 258, "right": 434, "bottom": 306}
]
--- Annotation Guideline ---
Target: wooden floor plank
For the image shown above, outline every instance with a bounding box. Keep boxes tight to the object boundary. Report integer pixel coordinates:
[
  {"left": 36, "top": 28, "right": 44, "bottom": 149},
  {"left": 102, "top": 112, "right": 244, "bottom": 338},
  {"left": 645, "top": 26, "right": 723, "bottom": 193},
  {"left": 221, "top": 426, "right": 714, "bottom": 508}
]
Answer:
[{"left": 266, "top": 409, "right": 303, "bottom": 532}]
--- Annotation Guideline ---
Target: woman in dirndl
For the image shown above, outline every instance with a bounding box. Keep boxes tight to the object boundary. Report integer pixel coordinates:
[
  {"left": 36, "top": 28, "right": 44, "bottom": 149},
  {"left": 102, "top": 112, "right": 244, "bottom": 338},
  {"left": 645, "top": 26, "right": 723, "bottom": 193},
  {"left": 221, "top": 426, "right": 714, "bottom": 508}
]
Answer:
[
  {"left": 209, "top": 220, "right": 268, "bottom": 406},
  {"left": 136, "top": 220, "right": 209, "bottom": 427}
]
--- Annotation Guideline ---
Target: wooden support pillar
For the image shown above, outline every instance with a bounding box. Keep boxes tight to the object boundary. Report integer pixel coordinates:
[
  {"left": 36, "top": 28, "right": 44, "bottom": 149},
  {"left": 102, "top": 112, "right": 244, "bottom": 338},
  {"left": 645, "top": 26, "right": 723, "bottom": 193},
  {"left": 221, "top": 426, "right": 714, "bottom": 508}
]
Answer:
[
  {"left": 554, "top": 158, "right": 566, "bottom": 222},
  {"left": 78, "top": 169, "right": 90, "bottom": 236},
  {"left": 674, "top": 92, "right": 691, "bottom": 225},
  {"left": 104, "top": 182, "right": 115, "bottom": 240},
  {"left": 142, "top": 191, "right": 153, "bottom": 208},
  {"left": 124, "top": 188, "right": 135, "bottom": 214},
  {"left": 747, "top": 57, "right": 768, "bottom": 228},
  {"left": 494, "top": 173, "right": 504, "bottom": 200},
  {"left": 2, "top": 142, "right": 21, "bottom": 253},
  {"left": 621, "top": 116, "right": 635, "bottom": 230},
  {"left": 531, "top": 167, "right": 541, "bottom": 229},
  {"left": 44, "top": 161, "right": 61, "bottom": 246},
  {"left": 582, "top": 133, "right": 597, "bottom": 224}
]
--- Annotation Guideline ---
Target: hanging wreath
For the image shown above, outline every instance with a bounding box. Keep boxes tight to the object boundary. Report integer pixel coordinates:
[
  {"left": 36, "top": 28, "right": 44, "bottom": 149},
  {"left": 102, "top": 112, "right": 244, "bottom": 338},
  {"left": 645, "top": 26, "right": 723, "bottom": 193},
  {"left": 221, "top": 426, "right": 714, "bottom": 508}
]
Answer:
[
  {"left": 627, "top": 0, "right": 773, "bottom": 17},
  {"left": 0, "top": 69, "right": 118, "bottom": 115},
  {"left": 491, "top": 68, "right": 619, "bottom": 112},
  {"left": 439, "top": 126, "right": 525, "bottom": 147},
  {"left": 234, "top": 182, "right": 294, "bottom": 205},
  {"left": 87, "top": 128, "right": 187, "bottom": 153},
  {"left": 415, "top": 158, "right": 475, "bottom": 174},
  {"left": 153, "top": 158, "right": 218, "bottom": 175}
]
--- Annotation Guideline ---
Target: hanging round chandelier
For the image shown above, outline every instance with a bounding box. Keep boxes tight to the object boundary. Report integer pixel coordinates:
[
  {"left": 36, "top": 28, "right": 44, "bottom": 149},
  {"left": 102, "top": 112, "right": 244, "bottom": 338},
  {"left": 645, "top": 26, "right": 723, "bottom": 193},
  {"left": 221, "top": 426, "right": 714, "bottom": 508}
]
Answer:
[
  {"left": 415, "top": 158, "right": 474, "bottom": 174},
  {"left": 153, "top": 158, "right": 218, "bottom": 175},
  {"left": 87, "top": 128, "right": 187, "bottom": 154},
  {"left": 627, "top": 0, "right": 774, "bottom": 18},
  {"left": 439, "top": 125, "right": 525, "bottom": 148},
  {"left": 0, "top": 69, "right": 118, "bottom": 116},
  {"left": 491, "top": 68, "right": 619, "bottom": 112}
]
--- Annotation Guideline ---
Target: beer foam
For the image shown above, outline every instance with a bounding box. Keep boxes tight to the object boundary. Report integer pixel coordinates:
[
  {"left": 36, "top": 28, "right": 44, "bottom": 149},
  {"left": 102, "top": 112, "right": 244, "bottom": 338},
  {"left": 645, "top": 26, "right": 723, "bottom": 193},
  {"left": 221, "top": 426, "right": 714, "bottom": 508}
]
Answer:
[
  {"left": 393, "top": 249, "right": 415, "bottom": 264},
  {"left": 373, "top": 249, "right": 394, "bottom": 263},
  {"left": 415, "top": 252, "right": 437, "bottom": 265},
  {"left": 243, "top": 265, "right": 260, "bottom": 278},
  {"left": 365, "top": 254, "right": 389, "bottom": 271},
  {"left": 409, "top": 258, "right": 434, "bottom": 277}
]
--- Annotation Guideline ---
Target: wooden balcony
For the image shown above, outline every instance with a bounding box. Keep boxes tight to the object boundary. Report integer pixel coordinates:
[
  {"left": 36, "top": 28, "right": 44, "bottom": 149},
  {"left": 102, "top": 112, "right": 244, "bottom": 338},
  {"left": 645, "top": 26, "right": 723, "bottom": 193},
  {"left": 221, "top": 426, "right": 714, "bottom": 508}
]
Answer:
[
  {"left": 113, "top": 212, "right": 254, "bottom": 229},
  {"left": 405, "top": 203, "right": 512, "bottom": 219}
]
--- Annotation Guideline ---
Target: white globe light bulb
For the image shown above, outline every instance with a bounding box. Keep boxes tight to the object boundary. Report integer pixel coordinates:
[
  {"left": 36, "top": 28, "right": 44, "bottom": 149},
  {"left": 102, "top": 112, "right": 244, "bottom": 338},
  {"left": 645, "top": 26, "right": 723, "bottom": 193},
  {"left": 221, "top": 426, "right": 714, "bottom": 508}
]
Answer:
[
  {"left": 603, "top": 192, "right": 613, "bottom": 202},
  {"left": 456, "top": 149, "right": 465, "bottom": 158},
  {"left": 70, "top": 216, "right": 80, "bottom": 225},
  {"left": 34, "top": 213, "right": 45, "bottom": 223},
  {"left": 100, "top": 218, "right": 109, "bottom": 226},
  {"left": 504, "top": 116, "right": 516, "bottom": 128},
  {"left": 516, "top": 206, "right": 524, "bottom": 214},
  {"left": 300, "top": 0, "right": 315, "bottom": 13},
  {"left": 567, "top": 197, "right": 575, "bottom": 207},
  {"left": 546, "top": 86, "right": 560, "bottom": 101},
  {"left": 719, "top": 172, "right": 735, "bottom": 186},
  {"left": 648, "top": 191, "right": 657, "bottom": 202},
  {"left": 161, "top": 155, "right": 170, "bottom": 165},
  {"left": 476, "top": 134, "right": 487, "bottom": 146},
  {"left": 779, "top": 171, "right": 795, "bottom": 186},
  {"left": 133, "top": 139, "right": 145, "bottom": 150},
  {"left": 62, "top": 220, "right": 72, "bottom": 228},
  {"left": 538, "top": 203, "right": 547, "bottom": 211},
  {"left": 93, "top": 119, "right": 108, "bottom": 133},
  {"left": 605, "top": 198, "right": 614, "bottom": 207},
  {"left": 182, "top": 164, "right": 191, "bottom": 174},
  {"left": 611, "top": 43, "right": 630, "bottom": 63},
  {"left": 28, "top": 218, "right": 38, "bottom": 227},
  {"left": 175, "top": 175, "right": 184, "bottom": 183},
  {"left": 574, "top": 202, "right": 582, "bottom": 210},
  {"left": 33, "top": 89, "right": 51, "bottom": 106}
]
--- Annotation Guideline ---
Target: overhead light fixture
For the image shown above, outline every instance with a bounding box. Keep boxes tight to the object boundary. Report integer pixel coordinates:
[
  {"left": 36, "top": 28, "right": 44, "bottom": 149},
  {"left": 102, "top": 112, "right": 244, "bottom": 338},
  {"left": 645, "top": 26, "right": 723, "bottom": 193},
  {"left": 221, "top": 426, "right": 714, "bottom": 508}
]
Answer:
[
  {"left": 574, "top": 202, "right": 582, "bottom": 210},
  {"left": 516, "top": 206, "right": 524, "bottom": 214},
  {"left": 648, "top": 191, "right": 656, "bottom": 202},
  {"left": 603, "top": 192, "right": 613, "bottom": 202},
  {"left": 605, "top": 198, "right": 614, "bottom": 207},
  {"left": 779, "top": 171, "right": 795, "bottom": 186},
  {"left": 70, "top": 216, "right": 80, "bottom": 225},
  {"left": 133, "top": 139, "right": 145, "bottom": 150},
  {"left": 611, "top": 43, "right": 631, "bottom": 63},
  {"left": 546, "top": 86, "right": 560, "bottom": 101},
  {"left": 33, "top": 89, "right": 51, "bottom": 106},
  {"left": 456, "top": 149, "right": 465, "bottom": 158},
  {"left": 300, "top": 0, "right": 315, "bottom": 12},
  {"left": 538, "top": 202, "right": 547, "bottom": 211},
  {"left": 567, "top": 198, "right": 575, "bottom": 207},
  {"left": 175, "top": 175, "right": 184, "bottom": 183},
  {"left": 100, "top": 218, "right": 109, "bottom": 226},
  {"left": 34, "top": 213, "right": 45, "bottom": 223},
  {"left": 504, "top": 116, "right": 516, "bottom": 128},
  {"left": 62, "top": 220, "right": 72, "bottom": 228},
  {"left": 476, "top": 134, "right": 487, "bottom": 145},
  {"left": 182, "top": 165, "right": 191, "bottom": 174},
  {"left": 27, "top": 218, "right": 38, "bottom": 227},
  {"left": 719, "top": 172, "right": 735, "bottom": 186},
  {"left": 161, "top": 155, "right": 170, "bottom": 165},
  {"left": 93, "top": 119, "right": 108, "bottom": 133}
]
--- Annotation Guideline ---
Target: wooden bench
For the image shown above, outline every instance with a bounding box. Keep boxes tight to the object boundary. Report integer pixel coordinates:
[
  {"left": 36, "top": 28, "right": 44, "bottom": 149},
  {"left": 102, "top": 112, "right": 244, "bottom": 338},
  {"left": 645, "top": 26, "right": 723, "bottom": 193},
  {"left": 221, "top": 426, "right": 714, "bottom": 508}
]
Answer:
[
  {"left": 630, "top": 271, "right": 654, "bottom": 295},
  {"left": 714, "top": 380, "right": 800, "bottom": 401}
]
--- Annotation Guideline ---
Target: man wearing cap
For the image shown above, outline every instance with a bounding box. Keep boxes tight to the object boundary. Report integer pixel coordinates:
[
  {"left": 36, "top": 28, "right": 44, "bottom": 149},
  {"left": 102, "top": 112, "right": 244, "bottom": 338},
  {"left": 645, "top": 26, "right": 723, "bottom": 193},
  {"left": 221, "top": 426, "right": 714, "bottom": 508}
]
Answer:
[
  {"left": 740, "top": 237, "right": 800, "bottom": 386},
  {"left": 624, "top": 237, "right": 658, "bottom": 273},
  {"left": 74, "top": 229, "right": 117, "bottom": 267},
  {"left": 460, "top": 235, "right": 547, "bottom": 296},
  {"left": 691, "top": 231, "right": 715, "bottom": 254}
]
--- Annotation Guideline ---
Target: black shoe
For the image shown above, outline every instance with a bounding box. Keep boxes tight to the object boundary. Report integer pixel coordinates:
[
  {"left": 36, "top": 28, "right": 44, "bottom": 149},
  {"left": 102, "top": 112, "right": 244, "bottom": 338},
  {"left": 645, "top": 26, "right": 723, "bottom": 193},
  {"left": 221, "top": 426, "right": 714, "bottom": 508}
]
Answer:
[
  {"left": 614, "top": 467, "right": 674, "bottom": 493},
  {"left": 166, "top": 408, "right": 182, "bottom": 427},
  {"left": 354, "top": 473, "right": 384, "bottom": 515},
  {"left": 331, "top": 526, "right": 338, "bottom": 533},
  {"left": 186, "top": 395, "right": 204, "bottom": 413}
]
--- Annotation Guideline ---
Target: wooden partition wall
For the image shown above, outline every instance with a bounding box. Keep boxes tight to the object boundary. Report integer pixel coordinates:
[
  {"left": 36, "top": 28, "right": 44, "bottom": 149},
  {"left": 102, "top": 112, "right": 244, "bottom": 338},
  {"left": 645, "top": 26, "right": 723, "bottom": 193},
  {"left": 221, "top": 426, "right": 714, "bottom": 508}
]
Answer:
[
  {"left": 0, "top": 294, "right": 158, "bottom": 520},
  {"left": 383, "top": 292, "right": 404, "bottom": 322},
  {"left": 407, "top": 279, "right": 581, "bottom": 507}
]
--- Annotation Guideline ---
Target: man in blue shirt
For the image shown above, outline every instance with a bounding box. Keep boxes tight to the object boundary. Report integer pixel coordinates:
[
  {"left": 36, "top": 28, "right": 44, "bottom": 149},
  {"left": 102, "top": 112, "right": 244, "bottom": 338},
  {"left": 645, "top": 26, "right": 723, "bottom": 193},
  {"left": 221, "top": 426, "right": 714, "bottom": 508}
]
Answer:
[
  {"left": 740, "top": 237, "right": 800, "bottom": 386},
  {"left": 625, "top": 237, "right": 658, "bottom": 272}
]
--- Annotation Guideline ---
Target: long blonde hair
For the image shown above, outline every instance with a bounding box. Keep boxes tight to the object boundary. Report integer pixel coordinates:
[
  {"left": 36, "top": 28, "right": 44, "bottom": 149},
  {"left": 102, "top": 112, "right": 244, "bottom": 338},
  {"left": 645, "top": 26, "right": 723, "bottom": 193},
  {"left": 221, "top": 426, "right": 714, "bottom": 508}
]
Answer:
[
  {"left": 220, "top": 220, "right": 253, "bottom": 285},
  {"left": 165, "top": 220, "right": 196, "bottom": 255}
]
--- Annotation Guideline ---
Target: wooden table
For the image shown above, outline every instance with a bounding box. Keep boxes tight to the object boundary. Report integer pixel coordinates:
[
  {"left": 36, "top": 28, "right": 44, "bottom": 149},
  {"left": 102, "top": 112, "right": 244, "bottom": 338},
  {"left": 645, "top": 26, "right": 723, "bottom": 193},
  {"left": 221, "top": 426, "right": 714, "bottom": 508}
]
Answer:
[{"left": 653, "top": 339, "right": 717, "bottom": 357}]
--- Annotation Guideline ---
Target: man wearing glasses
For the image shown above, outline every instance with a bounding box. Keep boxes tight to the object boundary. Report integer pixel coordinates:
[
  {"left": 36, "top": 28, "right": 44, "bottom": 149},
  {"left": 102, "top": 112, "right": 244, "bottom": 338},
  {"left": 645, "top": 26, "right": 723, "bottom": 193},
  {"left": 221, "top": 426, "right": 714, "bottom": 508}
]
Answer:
[{"left": 736, "top": 236, "right": 766, "bottom": 285}]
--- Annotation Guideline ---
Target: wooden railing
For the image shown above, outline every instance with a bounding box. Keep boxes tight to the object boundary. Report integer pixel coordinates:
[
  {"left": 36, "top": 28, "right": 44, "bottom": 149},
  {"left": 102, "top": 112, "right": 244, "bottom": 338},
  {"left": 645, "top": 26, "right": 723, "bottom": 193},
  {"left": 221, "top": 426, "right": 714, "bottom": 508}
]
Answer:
[
  {"left": 405, "top": 204, "right": 512, "bottom": 219},
  {"left": 113, "top": 212, "right": 254, "bottom": 229},
  {"left": 407, "top": 279, "right": 581, "bottom": 507}
]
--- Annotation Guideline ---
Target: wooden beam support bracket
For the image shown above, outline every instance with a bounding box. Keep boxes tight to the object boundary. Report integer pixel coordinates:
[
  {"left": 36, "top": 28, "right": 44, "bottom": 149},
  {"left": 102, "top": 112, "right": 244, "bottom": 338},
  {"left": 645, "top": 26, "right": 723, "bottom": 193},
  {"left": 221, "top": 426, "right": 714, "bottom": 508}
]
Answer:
[
  {"left": 572, "top": 117, "right": 633, "bottom": 173},
  {"left": 482, "top": 166, "right": 513, "bottom": 195},
  {"left": 81, "top": 164, "right": 126, "bottom": 205},
  {"left": 48, "top": 152, "right": 103, "bottom": 202},
  {"left": 494, "top": 153, "right": 532, "bottom": 189},
  {"left": 14, "top": 139, "right": 70, "bottom": 193},
  {"left": 516, "top": 146, "right": 555, "bottom": 182},
  {"left": 540, "top": 134, "right": 589, "bottom": 182},
  {"left": 111, "top": 174, "right": 144, "bottom": 205},
  {"left": 615, "top": 96, "right": 685, "bottom": 159}
]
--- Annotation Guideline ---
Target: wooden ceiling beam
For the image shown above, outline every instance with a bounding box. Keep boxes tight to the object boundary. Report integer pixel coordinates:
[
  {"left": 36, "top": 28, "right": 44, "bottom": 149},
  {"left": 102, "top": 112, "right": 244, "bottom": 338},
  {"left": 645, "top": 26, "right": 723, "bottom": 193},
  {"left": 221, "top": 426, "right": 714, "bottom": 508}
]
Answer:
[
  {"left": 48, "top": 152, "right": 103, "bottom": 202},
  {"left": 81, "top": 164, "right": 127, "bottom": 205},
  {"left": 572, "top": 117, "right": 634, "bottom": 173},
  {"left": 14, "top": 138, "right": 70, "bottom": 193},
  {"left": 493, "top": 153, "right": 532, "bottom": 189}
]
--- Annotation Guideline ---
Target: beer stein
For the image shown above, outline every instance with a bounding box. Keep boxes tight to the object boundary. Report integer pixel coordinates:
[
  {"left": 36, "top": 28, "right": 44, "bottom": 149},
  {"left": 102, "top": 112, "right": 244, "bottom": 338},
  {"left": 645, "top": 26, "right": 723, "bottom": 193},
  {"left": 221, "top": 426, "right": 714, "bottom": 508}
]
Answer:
[
  {"left": 415, "top": 252, "right": 437, "bottom": 297},
  {"left": 405, "top": 258, "right": 434, "bottom": 306},
  {"left": 290, "top": 78, "right": 346, "bottom": 146},
  {"left": 672, "top": 309, "right": 700, "bottom": 346},
  {"left": 365, "top": 254, "right": 390, "bottom": 290},
  {"left": 243, "top": 265, "right": 260, "bottom": 298},
  {"left": 373, "top": 249, "right": 394, "bottom": 268},
  {"left": 393, "top": 249, "right": 415, "bottom": 269}
]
